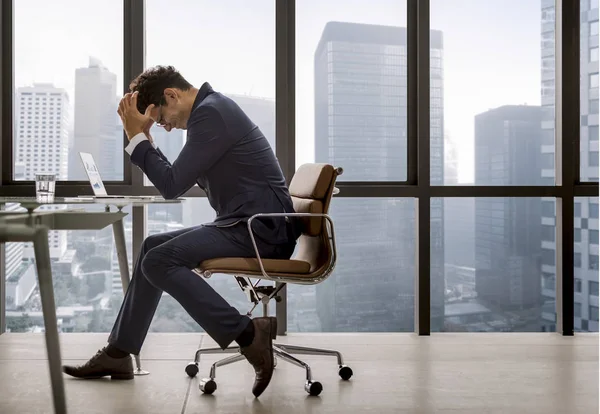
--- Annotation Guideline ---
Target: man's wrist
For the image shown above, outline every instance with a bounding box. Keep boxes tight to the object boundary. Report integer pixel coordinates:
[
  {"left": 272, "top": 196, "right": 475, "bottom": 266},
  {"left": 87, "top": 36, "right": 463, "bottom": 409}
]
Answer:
[
  {"left": 124, "top": 132, "right": 150, "bottom": 155},
  {"left": 126, "top": 129, "right": 143, "bottom": 141}
]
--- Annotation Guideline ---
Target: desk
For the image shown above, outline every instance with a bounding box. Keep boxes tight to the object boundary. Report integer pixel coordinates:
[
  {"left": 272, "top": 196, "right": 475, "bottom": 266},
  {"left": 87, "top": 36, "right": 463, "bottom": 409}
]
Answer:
[{"left": 0, "top": 197, "right": 181, "bottom": 414}]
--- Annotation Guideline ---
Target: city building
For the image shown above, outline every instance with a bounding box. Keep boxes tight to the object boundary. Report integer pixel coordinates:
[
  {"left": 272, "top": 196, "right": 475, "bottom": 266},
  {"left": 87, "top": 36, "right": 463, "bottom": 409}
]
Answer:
[
  {"left": 540, "top": 0, "right": 599, "bottom": 332},
  {"left": 444, "top": 197, "right": 475, "bottom": 269},
  {"left": 15, "top": 84, "right": 69, "bottom": 181},
  {"left": 311, "top": 22, "right": 445, "bottom": 332},
  {"left": 70, "top": 57, "right": 119, "bottom": 181},
  {"left": 474, "top": 105, "right": 543, "bottom": 330},
  {"left": 14, "top": 83, "right": 69, "bottom": 258}
]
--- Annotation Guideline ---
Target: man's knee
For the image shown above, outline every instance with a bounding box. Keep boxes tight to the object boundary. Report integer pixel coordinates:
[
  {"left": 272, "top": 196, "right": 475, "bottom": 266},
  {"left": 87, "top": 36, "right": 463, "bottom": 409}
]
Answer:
[
  {"left": 141, "top": 246, "right": 172, "bottom": 288},
  {"left": 142, "top": 233, "right": 168, "bottom": 252}
]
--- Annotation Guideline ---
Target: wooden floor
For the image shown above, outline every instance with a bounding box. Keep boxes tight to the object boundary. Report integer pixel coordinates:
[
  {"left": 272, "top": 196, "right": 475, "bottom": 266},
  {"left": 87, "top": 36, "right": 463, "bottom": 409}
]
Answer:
[{"left": 0, "top": 332, "right": 597, "bottom": 414}]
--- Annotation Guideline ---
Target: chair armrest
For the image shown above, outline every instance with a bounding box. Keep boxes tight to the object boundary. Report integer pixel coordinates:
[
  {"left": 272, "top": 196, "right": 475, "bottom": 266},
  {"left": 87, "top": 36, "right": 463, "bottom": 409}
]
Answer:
[{"left": 246, "top": 212, "right": 337, "bottom": 280}]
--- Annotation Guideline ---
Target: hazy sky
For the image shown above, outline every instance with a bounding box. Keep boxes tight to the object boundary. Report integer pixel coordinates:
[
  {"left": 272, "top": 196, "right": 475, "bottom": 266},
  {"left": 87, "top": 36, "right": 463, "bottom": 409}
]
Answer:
[{"left": 15, "top": 0, "right": 543, "bottom": 183}]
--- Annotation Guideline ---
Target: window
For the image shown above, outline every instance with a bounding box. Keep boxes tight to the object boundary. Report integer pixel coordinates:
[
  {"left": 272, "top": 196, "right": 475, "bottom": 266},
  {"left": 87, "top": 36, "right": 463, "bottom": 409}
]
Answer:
[
  {"left": 541, "top": 129, "right": 554, "bottom": 145},
  {"left": 439, "top": 198, "right": 546, "bottom": 332},
  {"left": 590, "top": 151, "right": 599, "bottom": 167},
  {"left": 543, "top": 273, "right": 555, "bottom": 289},
  {"left": 591, "top": 202, "right": 599, "bottom": 218},
  {"left": 575, "top": 278, "right": 582, "bottom": 293},
  {"left": 591, "top": 99, "right": 600, "bottom": 114},
  {"left": 575, "top": 252, "right": 582, "bottom": 268},
  {"left": 4, "top": 205, "right": 132, "bottom": 333},
  {"left": 590, "top": 125, "right": 599, "bottom": 142},
  {"left": 542, "top": 225, "right": 555, "bottom": 241},
  {"left": 290, "top": 198, "right": 415, "bottom": 332},
  {"left": 14, "top": 0, "right": 123, "bottom": 181},
  {"left": 144, "top": 0, "right": 275, "bottom": 186},
  {"left": 590, "top": 281, "right": 600, "bottom": 297},
  {"left": 542, "top": 200, "right": 555, "bottom": 217},
  {"left": 591, "top": 21, "right": 599, "bottom": 36},
  {"left": 590, "top": 306, "right": 599, "bottom": 322},
  {"left": 541, "top": 153, "right": 554, "bottom": 169},
  {"left": 590, "top": 230, "right": 599, "bottom": 244},
  {"left": 591, "top": 47, "right": 599, "bottom": 62},
  {"left": 575, "top": 228, "right": 582, "bottom": 242},
  {"left": 590, "top": 73, "right": 599, "bottom": 89},
  {"left": 590, "top": 254, "right": 599, "bottom": 270},
  {"left": 575, "top": 202, "right": 582, "bottom": 217},
  {"left": 431, "top": 2, "right": 551, "bottom": 186},
  {"left": 141, "top": 0, "right": 278, "bottom": 326},
  {"left": 575, "top": 302, "right": 582, "bottom": 318},
  {"left": 296, "top": 0, "right": 407, "bottom": 181}
]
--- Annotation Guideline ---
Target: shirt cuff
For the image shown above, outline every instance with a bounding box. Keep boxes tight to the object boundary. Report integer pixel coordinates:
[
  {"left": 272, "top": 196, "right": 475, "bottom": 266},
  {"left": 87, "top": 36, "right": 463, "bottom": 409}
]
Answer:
[{"left": 125, "top": 133, "right": 157, "bottom": 155}]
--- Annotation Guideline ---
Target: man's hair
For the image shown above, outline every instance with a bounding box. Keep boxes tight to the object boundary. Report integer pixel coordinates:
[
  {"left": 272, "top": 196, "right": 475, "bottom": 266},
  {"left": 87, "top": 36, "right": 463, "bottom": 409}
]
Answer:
[{"left": 128, "top": 65, "right": 193, "bottom": 113}]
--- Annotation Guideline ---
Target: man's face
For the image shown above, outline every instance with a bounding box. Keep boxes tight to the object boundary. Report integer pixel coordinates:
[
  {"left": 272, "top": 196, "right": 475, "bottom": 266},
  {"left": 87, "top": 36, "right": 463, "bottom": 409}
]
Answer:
[{"left": 149, "top": 88, "right": 188, "bottom": 131}]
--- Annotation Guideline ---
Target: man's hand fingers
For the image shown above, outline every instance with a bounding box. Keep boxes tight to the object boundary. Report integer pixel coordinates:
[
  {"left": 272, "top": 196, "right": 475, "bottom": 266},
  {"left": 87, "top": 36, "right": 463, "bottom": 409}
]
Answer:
[
  {"left": 118, "top": 97, "right": 125, "bottom": 114},
  {"left": 123, "top": 93, "right": 131, "bottom": 111},
  {"left": 144, "top": 103, "right": 155, "bottom": 117},
  {"left": 130, "top": 91, "right": 139, "bottom": 113}
]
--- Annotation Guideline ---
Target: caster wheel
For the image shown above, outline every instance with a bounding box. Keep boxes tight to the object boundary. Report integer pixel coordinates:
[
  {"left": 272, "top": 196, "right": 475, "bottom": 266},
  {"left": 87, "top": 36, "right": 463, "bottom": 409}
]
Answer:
[
  {"left": 338, "top": 365, "right": 353, "bottom": 380},
  {"left": 199, "top": 378, "right": 217, "bottom": 395},
  {"left": 304, "top": 381, "right": 323, "bottom": 396},
  {"left": 185, "top": 362, "right": 199, "bottom": 378}
]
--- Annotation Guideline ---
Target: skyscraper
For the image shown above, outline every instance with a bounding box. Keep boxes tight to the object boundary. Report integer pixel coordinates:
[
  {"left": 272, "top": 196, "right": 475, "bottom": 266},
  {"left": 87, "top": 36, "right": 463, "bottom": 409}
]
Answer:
[
  {"left": 15, "top": 84, "right": 69, "bottom": 181},
  {"left": 540, "top": 0, "right": 599, "bottom": 332},
  {"left": 474, "top": 106, "right": 543, "bottom": 326},
  {"left": 14, "top": 83, "right": 69, "bottom": 258},
  {"left": 70, "top": 57, "right": 119, "bottom": 181},
  {"left": 312, "top": 22, "right": 445, "bottom": 331}
]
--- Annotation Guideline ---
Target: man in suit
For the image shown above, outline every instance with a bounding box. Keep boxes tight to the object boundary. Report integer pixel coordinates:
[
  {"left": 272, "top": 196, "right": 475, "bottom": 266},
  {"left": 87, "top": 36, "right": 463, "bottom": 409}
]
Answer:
[{"left": 62, "top": 66, "right": 300, "bottom": 398}]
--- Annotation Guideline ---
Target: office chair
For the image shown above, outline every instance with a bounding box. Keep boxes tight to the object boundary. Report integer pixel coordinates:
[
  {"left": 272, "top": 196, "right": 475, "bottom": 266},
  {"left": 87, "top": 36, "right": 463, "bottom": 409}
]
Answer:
[{"left": 185, "top": 163, "right": 351, "bottom": 396}]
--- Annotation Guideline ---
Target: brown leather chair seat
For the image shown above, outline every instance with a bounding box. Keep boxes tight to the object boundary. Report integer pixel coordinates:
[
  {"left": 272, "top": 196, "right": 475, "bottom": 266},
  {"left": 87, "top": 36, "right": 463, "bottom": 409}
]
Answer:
[{"left": 200, "top": 257, "right": 311, "bottom": 275}]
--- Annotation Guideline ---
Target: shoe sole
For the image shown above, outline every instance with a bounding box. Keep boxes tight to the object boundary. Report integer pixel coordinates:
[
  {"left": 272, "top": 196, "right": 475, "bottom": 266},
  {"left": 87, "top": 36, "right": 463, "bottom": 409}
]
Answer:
[{"left": 64, "top": 372, "right": 134, "bottom": 380}]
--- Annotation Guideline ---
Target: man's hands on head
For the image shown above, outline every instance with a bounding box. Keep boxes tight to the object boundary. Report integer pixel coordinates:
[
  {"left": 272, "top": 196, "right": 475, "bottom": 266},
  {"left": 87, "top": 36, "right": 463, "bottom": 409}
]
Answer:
[{"left": 117, "top": 91, "right": 155, "bottom": 141}]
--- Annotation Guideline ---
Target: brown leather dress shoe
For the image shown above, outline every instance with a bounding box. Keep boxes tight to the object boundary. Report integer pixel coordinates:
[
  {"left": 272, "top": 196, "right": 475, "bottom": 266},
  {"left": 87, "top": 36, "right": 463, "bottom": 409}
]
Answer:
[
  {"left": 62, "top": 348, "right": 134, "bottom": 380},
  {"left": 240, "top": 317, "right": 277, "bottom": 397}
]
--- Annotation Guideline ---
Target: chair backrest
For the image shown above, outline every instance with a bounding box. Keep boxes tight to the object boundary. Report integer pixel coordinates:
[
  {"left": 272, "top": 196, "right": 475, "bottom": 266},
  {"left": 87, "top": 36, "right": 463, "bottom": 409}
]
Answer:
[{"left": 289, "top": 163, "right": 341, "bottom": 276}]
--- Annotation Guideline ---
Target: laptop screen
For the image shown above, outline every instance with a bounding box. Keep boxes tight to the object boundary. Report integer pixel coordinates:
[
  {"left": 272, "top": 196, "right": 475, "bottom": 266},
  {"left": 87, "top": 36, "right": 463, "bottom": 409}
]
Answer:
[{"left": 79, "top": 152, "right": 108, "bottom": 196}]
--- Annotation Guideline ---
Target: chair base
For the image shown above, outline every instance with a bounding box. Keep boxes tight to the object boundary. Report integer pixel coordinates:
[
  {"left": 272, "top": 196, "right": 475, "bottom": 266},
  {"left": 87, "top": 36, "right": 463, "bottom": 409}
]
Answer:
[{"left": 185, "top": 343, "right": 353, "bottom": 396}]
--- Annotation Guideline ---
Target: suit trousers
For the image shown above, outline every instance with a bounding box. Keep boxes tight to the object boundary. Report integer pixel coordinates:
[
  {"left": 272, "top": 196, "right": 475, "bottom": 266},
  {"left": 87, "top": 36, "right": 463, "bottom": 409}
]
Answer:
[{"left": 108, "top": 223, "right": 295, "bottom": 354}]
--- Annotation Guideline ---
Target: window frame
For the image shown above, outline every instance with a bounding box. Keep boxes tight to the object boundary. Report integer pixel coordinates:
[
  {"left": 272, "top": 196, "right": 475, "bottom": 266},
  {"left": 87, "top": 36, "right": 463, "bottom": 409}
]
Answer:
[{"left": 0, "top": 0, "right": 597, "bottom": 336}]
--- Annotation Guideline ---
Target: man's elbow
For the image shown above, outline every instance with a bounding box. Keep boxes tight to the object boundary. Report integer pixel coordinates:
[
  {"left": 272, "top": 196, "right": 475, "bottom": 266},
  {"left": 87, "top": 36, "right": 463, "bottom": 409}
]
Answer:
[{"left": 162, "top": 188, "right": 182, "bottom": 200}]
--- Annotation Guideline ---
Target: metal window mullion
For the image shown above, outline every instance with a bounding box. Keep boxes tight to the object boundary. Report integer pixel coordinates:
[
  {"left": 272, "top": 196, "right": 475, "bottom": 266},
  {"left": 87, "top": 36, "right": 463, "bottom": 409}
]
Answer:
[
  {"left": 0, "top": 0, "right": 12, "bottom": 333},
  {"left": 1, "top": 0, "right": 13, "bottom": 185},
  {"left": 125, "top": 0, "right": 147, "bottom": 264},
  {"left": 124, "top": 0, "right": 145, "bottom": 190},
  {"left": 409, "top": 0, "right": 431, "bottom": 335},
  {"left": 0, "top": 204, "right": 4, "bottom": 333},
  {"left": 555, "top": 0, "right": 579, "bottom": 336},
  {"left": 274, "top": 0, "right": 295, "bottom": 336}
]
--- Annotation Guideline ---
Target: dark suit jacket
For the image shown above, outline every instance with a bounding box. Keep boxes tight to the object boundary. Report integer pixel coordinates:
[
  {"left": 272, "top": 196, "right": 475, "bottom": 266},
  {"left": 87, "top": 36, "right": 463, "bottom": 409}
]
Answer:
[{"left": 128, "top": 82, "right": 299, "bottom": 245}]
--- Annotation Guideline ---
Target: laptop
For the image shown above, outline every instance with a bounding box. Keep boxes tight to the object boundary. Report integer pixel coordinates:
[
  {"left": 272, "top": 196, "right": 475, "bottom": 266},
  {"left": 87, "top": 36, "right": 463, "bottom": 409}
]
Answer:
[{"left": 78, "top": 152, "right": 159, "bottom": 200}]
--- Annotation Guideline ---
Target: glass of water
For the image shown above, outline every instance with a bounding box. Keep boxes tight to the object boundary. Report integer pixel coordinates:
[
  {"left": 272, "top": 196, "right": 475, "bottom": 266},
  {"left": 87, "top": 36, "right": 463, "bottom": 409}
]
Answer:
[{"left": 35, "top": 173, "right": 57, "bottom": 202}]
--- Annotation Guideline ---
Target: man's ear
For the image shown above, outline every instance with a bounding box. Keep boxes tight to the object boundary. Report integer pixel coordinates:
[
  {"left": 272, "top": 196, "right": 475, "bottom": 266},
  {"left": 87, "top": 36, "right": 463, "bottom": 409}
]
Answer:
[{"left": 163, "top": 88, "right": 179, "bottom": 102}]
